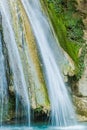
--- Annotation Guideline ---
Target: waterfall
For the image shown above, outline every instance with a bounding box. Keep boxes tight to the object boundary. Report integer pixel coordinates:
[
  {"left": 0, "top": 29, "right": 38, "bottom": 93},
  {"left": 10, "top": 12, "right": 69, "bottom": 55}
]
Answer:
[
  {"left": 0, "top": 0, "right": 30, "bottom": 126},
  {"left": 0, "top": 32, "right": 8, "bottom": 125},
  {"left": 21, "top": 0, "right": 76, "bottom": 126}
]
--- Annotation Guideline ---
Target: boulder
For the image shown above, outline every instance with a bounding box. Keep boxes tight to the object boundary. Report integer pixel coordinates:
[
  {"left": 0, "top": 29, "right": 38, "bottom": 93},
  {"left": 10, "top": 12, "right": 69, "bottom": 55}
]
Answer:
[{"left": 73, "top": 96, "right": 87, "bottom": 117}]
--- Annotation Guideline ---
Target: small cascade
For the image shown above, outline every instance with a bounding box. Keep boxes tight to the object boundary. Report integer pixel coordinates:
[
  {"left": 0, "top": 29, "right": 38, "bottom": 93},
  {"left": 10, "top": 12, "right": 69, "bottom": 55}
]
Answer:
[
  {"left": 0, "top": 0, "right": 30, "bottom": 126},
  {"left": 0, "top": 32, "right": 8, "bottom": 125},
  {"left": 21, "top": 0, "right": 76, "bottom": 126}
]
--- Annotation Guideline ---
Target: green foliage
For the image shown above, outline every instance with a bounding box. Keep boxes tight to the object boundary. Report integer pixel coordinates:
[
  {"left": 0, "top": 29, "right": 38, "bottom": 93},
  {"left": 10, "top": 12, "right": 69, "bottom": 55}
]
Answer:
[
  {"left": 49, "top": 0, "right": 84, "bottom": 45},
  {"left": 42, "top": 0, "right": 85, "bottom": 79},
  {"left": 65, "top": 15, "right": 85, "bottom": 44},
  {"left": 35, "top": 106, "right": 43, "bottom": 112}
]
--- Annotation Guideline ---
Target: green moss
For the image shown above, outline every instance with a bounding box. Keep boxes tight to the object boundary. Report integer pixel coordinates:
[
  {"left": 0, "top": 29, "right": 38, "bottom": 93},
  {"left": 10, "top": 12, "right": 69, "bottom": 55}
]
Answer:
[
  {"left": 41, "top": 0, "right": 85, "bottom": 79},
  {"left": 34, "top": 106, "right": 44, "bottom": 113}
]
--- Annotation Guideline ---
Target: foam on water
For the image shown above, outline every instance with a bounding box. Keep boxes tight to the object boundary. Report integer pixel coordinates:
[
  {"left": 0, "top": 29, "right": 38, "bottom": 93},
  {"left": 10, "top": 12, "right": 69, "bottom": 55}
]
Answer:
[
  {"left": 49, "top": 125, "right": 87, "bottom": 130},
  {"left": 0, "top": 125, "right": 87, "bottom": 130},
  {"left": 0, "top": 127, "right": 33, "bottom": 130}
]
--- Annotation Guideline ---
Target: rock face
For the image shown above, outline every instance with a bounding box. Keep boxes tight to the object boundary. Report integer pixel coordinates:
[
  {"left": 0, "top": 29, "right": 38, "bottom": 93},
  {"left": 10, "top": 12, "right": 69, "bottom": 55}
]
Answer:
[
  {"left": 0, "top": 0, "right": 50, "bottom": 121},
  {"left": 73, "top": 96, "right": 87, "bottom": 121},
  {"left": 78, "top": 55, "right": 87, "bottom": 96},
  {"left": 76, "top": 0, "right": 87, "bottom": 14},
  {"left": 77, "top": 0, "right": 87, "bottom": 96},
  {"left": 8, "top": 0, "right": 50, "bottom": 110},
  {"left": 73, "top": 0, "right": 87, "bottom": 120}
]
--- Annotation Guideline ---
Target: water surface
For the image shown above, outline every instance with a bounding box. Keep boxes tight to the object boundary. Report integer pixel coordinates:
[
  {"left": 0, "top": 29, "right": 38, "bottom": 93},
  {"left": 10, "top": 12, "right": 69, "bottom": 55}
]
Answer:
[{"left": 0, "top": 123, "right": 87, "bottom": 130}]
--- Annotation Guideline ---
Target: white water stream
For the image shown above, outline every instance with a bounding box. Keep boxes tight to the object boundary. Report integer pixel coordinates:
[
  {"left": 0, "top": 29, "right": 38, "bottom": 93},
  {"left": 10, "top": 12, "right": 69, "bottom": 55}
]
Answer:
[
  {"left": 0, "top": 32, "right": 8, "bottom": 125},
  {"left": 21, "top": 0, "right": 76, "bottom": 126},
  {"left": 0, "top": 0, "right": 30, "bottom": 126}
]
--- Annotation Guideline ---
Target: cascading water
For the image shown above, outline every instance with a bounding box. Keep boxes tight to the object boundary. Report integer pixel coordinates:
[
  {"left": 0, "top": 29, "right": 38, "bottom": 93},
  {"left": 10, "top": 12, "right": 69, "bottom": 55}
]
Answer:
[
  {"left": 0, "top": 0, "right": 30, "bottom": 126},
  {"left": 0, "top": 0, "right": 87, "bottom": 130},
  {"left": 21, "top": 0, "right": 76, "bottom": 126},
  {"left": 0, "top": 32, "right": 8, "bottom": 126}
]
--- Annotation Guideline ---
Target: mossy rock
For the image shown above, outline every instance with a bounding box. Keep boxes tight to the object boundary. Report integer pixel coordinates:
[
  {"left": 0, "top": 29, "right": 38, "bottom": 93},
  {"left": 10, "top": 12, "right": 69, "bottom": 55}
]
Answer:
[{"left": 41, "top": 0, "right": 85, "bottom": 79}]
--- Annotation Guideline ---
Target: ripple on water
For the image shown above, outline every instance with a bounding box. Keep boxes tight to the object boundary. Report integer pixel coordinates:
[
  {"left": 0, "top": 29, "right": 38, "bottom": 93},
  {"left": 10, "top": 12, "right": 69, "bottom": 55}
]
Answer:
[
  {"left": 0, "top": 127, "right": 33, "bottom": 130},
  {"left": 49, "top": 125, "right": 87, "bottom": 130},
  {"left": 0, "top": 125, "right": 87, "bottom": 130}
]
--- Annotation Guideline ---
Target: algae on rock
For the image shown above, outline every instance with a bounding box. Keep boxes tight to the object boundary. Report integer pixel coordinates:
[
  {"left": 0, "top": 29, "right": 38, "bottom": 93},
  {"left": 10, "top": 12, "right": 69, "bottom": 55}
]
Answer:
[{"left": 41, "top": 0, "right": 85, "bottom": 79}]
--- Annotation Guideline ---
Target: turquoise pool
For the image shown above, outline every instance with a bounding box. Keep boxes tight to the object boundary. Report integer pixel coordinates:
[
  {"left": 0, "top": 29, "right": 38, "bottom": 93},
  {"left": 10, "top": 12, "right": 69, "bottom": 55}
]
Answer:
[{"left": 0, "top": 123, "right": 87, "bottom": 130}]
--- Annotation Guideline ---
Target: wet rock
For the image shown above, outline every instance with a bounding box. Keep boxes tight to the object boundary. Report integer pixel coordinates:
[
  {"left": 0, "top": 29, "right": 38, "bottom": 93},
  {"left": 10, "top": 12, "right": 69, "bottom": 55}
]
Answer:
[
  {"left": 62, "top": 51, "right": 75, "bottom": 80},
  {"left": 77, "top": 29, "right": 87, "bottom": 96},
  {"left": 2, "top": 0, "right": 50, "bottom": 111},
  {"left": 76, "top": 0, "right": 87, "bottom": 96},
  {"left": 9, "top": 86, "right": 14, "bottom": 94},
  {"left": 73, "top": 96, "right": 87, "bottom": 117},
  {"left": 77, "top": 114, "right": 87, "bottom": 122}
]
